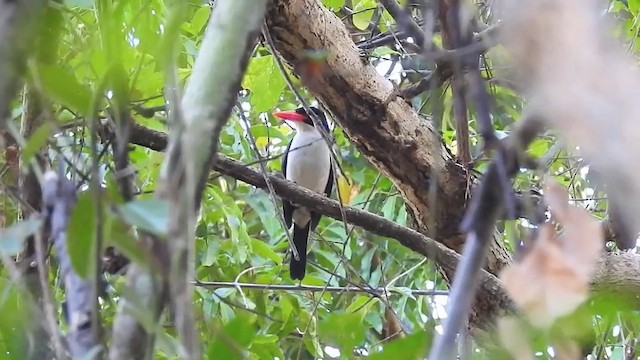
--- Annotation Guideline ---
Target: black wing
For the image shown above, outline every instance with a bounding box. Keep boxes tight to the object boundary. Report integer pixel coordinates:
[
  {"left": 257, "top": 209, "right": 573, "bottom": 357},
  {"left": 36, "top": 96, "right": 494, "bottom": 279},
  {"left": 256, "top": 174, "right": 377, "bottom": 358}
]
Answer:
[
  {"left": 324, "top": 159, "right": 334, "bottom": 197},
  {"left": 282, "top": 138, "right": 294, "bottom": 229},
  {"left": 310, "top": 158, "right": 334, "bottom": 231}
]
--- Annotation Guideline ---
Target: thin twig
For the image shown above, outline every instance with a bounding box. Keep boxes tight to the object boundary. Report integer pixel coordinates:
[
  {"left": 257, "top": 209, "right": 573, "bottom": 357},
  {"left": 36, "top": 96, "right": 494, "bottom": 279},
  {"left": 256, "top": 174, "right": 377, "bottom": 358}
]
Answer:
[
  {"left": 88, "top": 78, "right": 107, "bottom": 351},
  {"left": 126, "top": 122, "right": 509, "bottom": 297},
  {"left": 194, "top": 280, "right": 449, "bottom": 296}
]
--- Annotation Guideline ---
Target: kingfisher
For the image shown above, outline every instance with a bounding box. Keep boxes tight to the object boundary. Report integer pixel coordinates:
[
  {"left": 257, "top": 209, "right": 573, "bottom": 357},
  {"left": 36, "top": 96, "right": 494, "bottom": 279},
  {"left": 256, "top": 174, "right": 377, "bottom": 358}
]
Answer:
[{"left": 273, "top": 106, "right": 334, "bottom": 280}]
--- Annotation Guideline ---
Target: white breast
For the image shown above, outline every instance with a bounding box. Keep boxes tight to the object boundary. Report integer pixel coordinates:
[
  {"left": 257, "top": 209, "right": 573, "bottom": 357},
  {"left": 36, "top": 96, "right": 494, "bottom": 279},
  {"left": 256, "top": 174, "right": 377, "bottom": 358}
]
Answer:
[{"left": 286, "top": 126, "right": 331, "bottom": 196}]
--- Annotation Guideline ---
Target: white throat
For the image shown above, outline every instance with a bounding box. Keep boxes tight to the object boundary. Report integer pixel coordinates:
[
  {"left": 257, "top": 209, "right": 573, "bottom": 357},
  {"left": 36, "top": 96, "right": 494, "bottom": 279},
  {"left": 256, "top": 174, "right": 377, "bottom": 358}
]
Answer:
[{"left": 285, "top": 124, "right": 332, "bottom": 227}]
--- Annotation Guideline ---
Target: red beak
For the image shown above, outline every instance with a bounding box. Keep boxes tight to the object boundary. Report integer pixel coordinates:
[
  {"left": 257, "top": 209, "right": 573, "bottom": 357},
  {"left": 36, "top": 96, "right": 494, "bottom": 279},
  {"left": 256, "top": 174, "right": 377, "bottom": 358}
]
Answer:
[{"left": 273, "top": 110, "right": 307, "bottom": 122}]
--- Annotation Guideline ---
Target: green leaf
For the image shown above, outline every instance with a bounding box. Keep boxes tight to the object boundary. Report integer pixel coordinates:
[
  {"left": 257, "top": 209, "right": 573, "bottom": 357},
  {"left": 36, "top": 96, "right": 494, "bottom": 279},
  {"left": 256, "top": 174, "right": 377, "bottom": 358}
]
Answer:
[
  {"left": 323, "top": 0, "right": 345, "bottom": 10},
  {"left": 318, "top": 312, "right": 366, "bottom": 353},
  {"left": 117, "top": 199, "right": 169, "bottom": 236},
  {"left": 202, "top": 239, "right": 219, "bottom": 267},
  {"left": 372, "top": 47, "right": 399, "bottom": 57},
  {"left": 22, "top": 123, "right": 52, "bottom": 164},
  {"left": 397, "top": 204, "right": 408, "bottom": 226},
  {"left": 188, "top": 6, "right": 211, "bottom": 36},
  {"left": 250, "top": 238, "right": 282, "bottom": 264},
  {"left": 381, "top": 195, "right": 397, "bottom": 219},
  {"left": 0, "top": 279, "right": 29, "bottom": 358},
  {"left": 250, "top": 341, "right": 285, "bottom": 360},
  {"left": 105, "top": 215, "right": 148, "bottom": 268},
  {"left": 207, "top": 315, "right": 257, "bottom": 360},
  {"left": 352, "top": 0, "right": 376, "bottom": 30},
  {"left": 0, "top": 219, "right": 42, "bottom": 256},
  {"left": 242, "top": 55, "right": 286, "bottom": 112},
  {"left": 250, "top": 124, "right": 284, "bottom": 140},
  {"left": 34, "top": 64, "right": 92, "bottom": 116},
  {"left": 252, "top": 334, "right": 278, "bottom": 344},
  {"left": 279, "top": 295, "right": 294, "bottom": 328},
  {"left": 68, "top": 192, "right": 96, "bottom": 278},
  {"left": 367, "top": 330, "right": 430, "bottom": 360},
  {"left": 345, "top": 295, "right": 378, "bottom": 322},
  {"left": 360, "top": 246, "right": 376, "bottom": 275},
  {"left": 209, "top": 186, "right": 251, "bottom": 245},
  {"left": 244, "top": 191, "right": 282, "bottom": 240}
]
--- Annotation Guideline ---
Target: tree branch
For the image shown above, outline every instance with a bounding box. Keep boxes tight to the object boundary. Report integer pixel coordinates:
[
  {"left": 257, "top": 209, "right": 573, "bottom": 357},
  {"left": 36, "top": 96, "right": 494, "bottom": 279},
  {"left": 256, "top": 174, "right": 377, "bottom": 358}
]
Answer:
[
  {"left": 126, "top": 121, "right": 513, "bottom": 324},
  {"left": 378, "top": 0, "right": 427, "bottom": 49},
  {"left": 170, "top": 2, "right": 267, "bottom": 358},
  {"left": 193, "top": 281, "right": 449, "bottom": 296},
  {"left": 42, "top": 169, "right": 100, "bottom": 358}
]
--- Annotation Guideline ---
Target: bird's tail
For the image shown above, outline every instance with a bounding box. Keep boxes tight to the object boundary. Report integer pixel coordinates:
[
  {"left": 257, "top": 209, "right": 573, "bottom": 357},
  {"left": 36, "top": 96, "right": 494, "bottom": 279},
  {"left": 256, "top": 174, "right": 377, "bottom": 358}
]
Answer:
[{"left": 289, "top": 223, "right": 310, "bottom": 280}]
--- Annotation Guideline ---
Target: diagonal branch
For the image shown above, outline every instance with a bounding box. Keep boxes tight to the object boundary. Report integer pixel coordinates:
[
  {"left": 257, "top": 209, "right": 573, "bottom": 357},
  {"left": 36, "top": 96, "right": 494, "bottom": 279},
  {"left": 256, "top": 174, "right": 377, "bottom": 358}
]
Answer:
[
  {"left": 127, "top": 121, "right": 640, "bottom": 332},
  {"left": 127, "top": 122, "right": 513, "bottom": 321}
]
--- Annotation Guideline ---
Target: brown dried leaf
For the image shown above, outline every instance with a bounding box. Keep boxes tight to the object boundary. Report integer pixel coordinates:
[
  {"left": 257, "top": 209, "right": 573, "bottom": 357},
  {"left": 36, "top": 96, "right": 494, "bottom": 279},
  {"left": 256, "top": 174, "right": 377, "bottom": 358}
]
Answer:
[
  {"left": 500, "top": 180, "right": 603, "bottom": 328},
  {"left": 544, "top": 180, "right": 603, "bottom": 277}
]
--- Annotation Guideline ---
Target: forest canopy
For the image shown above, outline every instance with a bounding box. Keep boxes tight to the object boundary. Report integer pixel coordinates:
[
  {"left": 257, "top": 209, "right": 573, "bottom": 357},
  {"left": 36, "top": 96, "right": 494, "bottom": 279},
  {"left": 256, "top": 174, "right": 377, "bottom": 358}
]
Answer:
[{"left": 0, "top": 0, "right": 639, "bottom": 359}]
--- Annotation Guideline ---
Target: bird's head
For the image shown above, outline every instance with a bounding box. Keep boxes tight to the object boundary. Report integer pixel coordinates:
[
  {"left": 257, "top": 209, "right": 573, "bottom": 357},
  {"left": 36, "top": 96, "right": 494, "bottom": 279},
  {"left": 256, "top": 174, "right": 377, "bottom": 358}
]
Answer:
[{"left": 273, "top": 106, "right": 329, "bottom": 131}]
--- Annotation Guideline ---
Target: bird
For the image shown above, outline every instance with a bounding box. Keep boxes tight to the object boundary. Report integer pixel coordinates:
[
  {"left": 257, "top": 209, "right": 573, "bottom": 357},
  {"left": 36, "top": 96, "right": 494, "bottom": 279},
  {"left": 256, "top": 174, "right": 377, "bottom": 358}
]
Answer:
[{"left": 273, "top": 106, "right": 334, "bottom": 280}]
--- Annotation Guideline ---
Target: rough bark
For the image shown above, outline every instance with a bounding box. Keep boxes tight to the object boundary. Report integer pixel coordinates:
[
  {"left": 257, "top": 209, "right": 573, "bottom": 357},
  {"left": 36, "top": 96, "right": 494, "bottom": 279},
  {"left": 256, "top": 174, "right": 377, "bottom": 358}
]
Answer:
[
  {"left": 264, "top": 0, "right": 511, "bottom": 329},
  {"left": 592, "top": 252, "right": 640, "bottom": 297}
]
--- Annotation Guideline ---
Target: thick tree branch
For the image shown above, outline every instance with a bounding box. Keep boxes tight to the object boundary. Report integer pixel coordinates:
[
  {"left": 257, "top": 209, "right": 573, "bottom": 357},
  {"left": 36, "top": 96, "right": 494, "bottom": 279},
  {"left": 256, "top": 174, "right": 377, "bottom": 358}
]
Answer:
[
  {"left": 42, "top": 170, "right": 99, "bottom": 358},
  {"left": 170, "top": 1, "right": 268, "bottom": 357}
]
